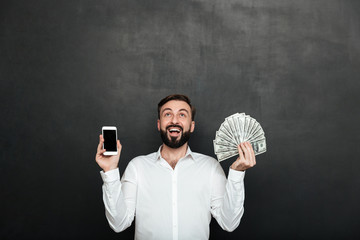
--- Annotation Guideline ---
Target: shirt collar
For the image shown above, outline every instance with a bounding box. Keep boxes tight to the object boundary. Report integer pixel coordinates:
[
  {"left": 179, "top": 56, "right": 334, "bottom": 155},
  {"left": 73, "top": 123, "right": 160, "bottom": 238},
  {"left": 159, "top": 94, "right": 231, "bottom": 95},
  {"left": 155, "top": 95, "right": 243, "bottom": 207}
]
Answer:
[{"left": 155, "top": 145, "right": 195, "bottom": 162}]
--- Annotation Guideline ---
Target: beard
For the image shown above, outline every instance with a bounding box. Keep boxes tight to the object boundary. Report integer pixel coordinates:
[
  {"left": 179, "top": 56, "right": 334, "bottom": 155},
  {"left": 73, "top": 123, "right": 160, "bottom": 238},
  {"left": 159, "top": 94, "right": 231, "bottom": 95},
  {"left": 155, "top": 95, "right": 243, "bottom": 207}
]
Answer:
[{"left": 160, "top": 125, "right": 191, "bottom": 149}]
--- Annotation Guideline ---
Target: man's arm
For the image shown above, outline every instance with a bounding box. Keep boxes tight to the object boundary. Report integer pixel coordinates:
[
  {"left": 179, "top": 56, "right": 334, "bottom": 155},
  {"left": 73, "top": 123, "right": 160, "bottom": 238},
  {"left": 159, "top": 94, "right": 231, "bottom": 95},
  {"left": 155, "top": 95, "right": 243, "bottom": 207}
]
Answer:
[
  {"left": 210, "top": 142, "right": 256, "bottom": 232},
  {"left": 100, "top": 165, "right": 137, "bottom": 232},
  {"left": 96, "top": 135, "right": 137, "bottom": 232}
]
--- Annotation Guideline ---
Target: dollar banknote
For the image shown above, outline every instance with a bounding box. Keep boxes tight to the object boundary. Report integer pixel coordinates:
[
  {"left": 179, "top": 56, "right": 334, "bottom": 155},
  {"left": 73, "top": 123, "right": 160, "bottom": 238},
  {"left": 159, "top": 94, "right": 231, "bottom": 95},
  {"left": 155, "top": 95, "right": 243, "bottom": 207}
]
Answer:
[{"left": 214, "top": 113, "right": 267, "bottom": 162}]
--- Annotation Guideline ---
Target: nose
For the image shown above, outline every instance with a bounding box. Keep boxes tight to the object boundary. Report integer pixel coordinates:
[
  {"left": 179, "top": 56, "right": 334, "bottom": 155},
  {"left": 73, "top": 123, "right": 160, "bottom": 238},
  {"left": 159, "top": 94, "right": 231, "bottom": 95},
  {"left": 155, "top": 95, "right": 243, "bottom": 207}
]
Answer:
[{"left": 170, "top": 114, "right": 179, "bottom": 124}]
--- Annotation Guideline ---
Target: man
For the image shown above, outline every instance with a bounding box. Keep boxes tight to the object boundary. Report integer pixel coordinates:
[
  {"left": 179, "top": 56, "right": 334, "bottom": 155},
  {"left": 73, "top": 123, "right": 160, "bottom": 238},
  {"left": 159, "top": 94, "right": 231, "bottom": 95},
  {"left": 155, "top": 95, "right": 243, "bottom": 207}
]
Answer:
[{"left": 96, "top": 94, "right": 256, "bottom": 240}]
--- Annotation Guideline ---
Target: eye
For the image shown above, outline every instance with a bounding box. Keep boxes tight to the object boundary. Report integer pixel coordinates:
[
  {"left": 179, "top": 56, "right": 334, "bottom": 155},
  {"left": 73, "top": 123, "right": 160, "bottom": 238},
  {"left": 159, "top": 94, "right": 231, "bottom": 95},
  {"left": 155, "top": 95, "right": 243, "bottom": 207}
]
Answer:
[
  {"left": 180, "top": 113, "right": 186, "bottom": 117},
  {"left": 164, "top": 112, "right": 171, "bottom": 117}
]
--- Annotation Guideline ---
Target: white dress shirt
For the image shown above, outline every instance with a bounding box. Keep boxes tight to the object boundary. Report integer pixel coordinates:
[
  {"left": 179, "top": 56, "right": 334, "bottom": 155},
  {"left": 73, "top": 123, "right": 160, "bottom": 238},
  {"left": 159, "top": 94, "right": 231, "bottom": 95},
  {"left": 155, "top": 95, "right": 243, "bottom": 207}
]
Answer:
[{"left": 100, "top": 146, "right": 245, "bottom": 240}]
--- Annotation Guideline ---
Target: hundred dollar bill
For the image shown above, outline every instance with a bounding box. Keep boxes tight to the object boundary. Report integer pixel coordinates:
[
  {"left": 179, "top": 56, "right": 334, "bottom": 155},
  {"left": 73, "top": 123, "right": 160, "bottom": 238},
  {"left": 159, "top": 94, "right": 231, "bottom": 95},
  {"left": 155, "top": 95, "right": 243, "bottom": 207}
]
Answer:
[
  {"left": 251, "top": 138, "right": 267, "bottom": 155},
  {"left": 246, "top": 115, "right": 255, "bottom": 141},
  {"left": 215, "top": 138, "right": 266, "bottom": 158},
  {"left": 215, "top": 131, "right": 234, "bottom": 145},
  {"left": 237, "top": 113, "right": 246, "bottom": 142},
  {"left": 214, "top": 112, "right": 266, "bottom": 162},
  {"left": 245, "top": 117, "right": 256, "bottom": 141},
  {"left": 250, "top": 127, "right": 264, "bottom": 141},
  {"left": 248, "top": 120, "right": 259, "bottom": 140},
  {"left": 249, "top": 130, "right": 265, "bottom": 141},
  {"left": 243, "top": 115, "right": 250, "bottom": 141},
  {"left": 213, "top": 136, "right": 238, "bottom": 148},
  {"left": 225, "top": 115, "right": 240, "bottom": 144},
  {"left": 232, "top": 114, "right": 242, "bottom": 143},
  {"left": 214, "top": 141, "right": 237, "bottom": 154},
  {"left": 216, "top": 150, "right": 239, "bottom": 162},
  {"left": 219, "top": 122, "right": 236, "bottom": 143},
  {"left": 250, "top": 135, "right": 265, "bottom": 144}
]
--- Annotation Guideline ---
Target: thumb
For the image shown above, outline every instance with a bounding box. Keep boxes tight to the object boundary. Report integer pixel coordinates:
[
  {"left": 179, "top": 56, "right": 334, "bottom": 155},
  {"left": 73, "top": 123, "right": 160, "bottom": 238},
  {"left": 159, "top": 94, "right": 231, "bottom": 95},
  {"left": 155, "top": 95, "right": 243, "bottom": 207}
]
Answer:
[{"left": 237, "top": 143, "right": 244, "bottom": 160}]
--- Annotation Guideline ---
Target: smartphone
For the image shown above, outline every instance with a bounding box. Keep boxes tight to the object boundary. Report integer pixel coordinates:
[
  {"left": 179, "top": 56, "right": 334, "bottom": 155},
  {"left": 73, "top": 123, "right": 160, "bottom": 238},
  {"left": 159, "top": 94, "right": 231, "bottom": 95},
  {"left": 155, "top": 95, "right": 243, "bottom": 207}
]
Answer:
[{"left": 102, "top": 126, "right": 118, "bottom": 155}]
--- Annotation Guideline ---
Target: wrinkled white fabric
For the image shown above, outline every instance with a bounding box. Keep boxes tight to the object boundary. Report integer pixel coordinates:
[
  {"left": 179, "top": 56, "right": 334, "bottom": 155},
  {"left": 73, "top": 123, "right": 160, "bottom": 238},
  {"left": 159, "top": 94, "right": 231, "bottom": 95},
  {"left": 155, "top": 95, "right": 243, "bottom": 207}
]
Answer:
[{"left": 100, "top": 146, "right": 245, "bottom": 240}]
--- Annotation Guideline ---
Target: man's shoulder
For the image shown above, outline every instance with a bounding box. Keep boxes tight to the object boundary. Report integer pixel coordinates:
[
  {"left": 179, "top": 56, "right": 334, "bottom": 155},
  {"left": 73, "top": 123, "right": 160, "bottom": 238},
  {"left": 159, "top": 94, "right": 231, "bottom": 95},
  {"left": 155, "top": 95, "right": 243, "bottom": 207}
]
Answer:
[
  {"left": 128, "top": 151, "right": 158, "bottom": 166},
  {"left": 191, "top": 151, "right": 219, "bottom": 166}
]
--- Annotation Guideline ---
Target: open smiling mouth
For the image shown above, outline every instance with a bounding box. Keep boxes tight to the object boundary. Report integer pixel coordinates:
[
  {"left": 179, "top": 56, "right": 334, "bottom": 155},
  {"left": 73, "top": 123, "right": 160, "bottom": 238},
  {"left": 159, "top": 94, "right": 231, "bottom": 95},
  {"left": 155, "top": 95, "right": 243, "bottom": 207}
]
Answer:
[{"left": 167, "top": 125, "right": 183, "bottom": 137}]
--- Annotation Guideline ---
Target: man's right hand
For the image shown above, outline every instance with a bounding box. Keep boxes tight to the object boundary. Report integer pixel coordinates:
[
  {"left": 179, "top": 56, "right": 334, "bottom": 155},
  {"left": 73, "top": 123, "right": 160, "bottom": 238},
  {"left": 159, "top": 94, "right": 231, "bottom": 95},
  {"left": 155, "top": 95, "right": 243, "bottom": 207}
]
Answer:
[{"left": 95, "top": 134, "right": 122, "bottom": 172}]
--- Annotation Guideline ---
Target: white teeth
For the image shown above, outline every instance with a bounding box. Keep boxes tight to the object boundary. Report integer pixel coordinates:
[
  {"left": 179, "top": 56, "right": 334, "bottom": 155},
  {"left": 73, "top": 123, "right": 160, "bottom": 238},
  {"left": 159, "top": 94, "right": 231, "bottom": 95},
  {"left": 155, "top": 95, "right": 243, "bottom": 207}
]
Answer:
[{"left": 169, "top": 128, "right": 180, "bottom": 132}]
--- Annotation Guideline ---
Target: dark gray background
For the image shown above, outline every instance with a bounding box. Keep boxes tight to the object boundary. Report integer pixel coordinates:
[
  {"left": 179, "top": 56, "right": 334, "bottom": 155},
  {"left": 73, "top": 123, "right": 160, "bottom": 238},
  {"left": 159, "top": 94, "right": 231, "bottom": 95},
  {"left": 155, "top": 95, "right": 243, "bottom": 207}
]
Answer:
[{"left": 1, "top": 0, "right": 359, "bottom": 239}]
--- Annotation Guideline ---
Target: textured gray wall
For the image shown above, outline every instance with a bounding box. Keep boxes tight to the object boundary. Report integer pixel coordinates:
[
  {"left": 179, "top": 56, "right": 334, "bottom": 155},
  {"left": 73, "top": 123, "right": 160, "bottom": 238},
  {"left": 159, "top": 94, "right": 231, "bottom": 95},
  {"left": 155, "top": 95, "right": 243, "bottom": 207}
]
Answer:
[{"left": 1, "top": 0, "right": 359, "bottom": 239}]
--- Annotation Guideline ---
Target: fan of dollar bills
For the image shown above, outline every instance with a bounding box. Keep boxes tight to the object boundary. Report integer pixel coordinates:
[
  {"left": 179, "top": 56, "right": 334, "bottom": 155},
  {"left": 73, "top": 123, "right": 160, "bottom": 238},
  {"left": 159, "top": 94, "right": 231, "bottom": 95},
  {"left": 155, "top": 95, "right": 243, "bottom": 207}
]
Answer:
[{"left": 213, "top": 113, "right": 267, "bottom": 162}]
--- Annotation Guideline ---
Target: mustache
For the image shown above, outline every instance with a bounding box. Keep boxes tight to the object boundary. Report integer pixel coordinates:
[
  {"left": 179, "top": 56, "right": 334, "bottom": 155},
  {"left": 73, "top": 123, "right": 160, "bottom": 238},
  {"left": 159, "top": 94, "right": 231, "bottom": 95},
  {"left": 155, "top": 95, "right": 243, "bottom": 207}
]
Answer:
[{"left": 166, "top": 124, "right": 183, "bottom": 131}]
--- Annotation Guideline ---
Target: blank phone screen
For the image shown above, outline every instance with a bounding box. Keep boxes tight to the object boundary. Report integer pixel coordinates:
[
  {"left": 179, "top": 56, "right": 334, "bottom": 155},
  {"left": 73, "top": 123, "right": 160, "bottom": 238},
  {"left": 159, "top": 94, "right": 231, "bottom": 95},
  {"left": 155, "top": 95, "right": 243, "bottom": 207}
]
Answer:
[{"left": 103, "top": 130, "right": 117, "bottom": 151}]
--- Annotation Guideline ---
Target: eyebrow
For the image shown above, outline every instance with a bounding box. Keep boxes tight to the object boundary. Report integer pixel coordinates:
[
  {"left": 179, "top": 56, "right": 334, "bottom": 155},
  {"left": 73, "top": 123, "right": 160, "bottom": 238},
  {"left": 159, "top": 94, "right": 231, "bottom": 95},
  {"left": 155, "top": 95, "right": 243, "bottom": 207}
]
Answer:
[
  {"left": 179, "top": 109, "right": 189, "bottom": 114},
  {"left": 161, "top": 108, "right": 190, "bottom": 114}
]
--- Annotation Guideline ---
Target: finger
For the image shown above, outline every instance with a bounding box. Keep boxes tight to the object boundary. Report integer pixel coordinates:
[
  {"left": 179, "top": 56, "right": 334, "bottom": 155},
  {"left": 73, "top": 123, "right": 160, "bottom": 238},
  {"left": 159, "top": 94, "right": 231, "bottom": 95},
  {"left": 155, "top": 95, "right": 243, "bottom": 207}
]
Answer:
[
  {"left": 244, "top": 142, "right": 253, "bottom": 157},
  {"left": 237, "top": 144, "right": 245, "bottom": 161},
  {"left": 97, "top": 148, "right": 106, "bottom": 157},
  {"left": 117, "top": 140, "right": 122, "bottom": 156},
  {"left": 241, "top": 142, "right": 250, "bottom": 162},
  {"left": 248, "top": 142, "right": 256, "bottom": 165},
  {"left": 96, "top": 149, "right": 107, "bottom": 164},
  {"left": 245, "top": 142, "right": 256, "bottom": 166},
  {"left": 97, "top": 134, "right": 104, "bottom": 152},
  {"left": 99, "top": 149, "right": 106, "bottom": 157}
]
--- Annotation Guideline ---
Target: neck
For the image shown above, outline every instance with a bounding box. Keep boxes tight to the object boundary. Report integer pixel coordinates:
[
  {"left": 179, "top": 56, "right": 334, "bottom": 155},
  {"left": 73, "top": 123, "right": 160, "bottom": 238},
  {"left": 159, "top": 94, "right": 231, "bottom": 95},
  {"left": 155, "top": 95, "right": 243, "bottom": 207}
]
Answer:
[{"left": 161, "top": 143, "right": 188, "bottom": 169}]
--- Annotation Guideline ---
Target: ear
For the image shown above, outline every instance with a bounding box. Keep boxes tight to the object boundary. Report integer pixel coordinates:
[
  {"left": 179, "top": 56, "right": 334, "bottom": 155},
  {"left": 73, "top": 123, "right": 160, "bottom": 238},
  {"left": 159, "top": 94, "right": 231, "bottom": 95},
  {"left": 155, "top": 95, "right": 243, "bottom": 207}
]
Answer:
[
  {"left": 157, "top": 119, "right": 160, "bottom": 131},
  {"left": 190, "top": 121, "right": 195, "bottom": 133}
]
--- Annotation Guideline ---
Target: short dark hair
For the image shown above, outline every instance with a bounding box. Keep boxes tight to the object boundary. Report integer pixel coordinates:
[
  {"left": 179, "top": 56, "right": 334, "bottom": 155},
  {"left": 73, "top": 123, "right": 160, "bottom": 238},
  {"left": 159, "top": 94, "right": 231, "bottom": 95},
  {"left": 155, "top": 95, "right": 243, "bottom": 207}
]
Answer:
[{"left": 158, "top": 94, "right": 196, "bottom": 120}]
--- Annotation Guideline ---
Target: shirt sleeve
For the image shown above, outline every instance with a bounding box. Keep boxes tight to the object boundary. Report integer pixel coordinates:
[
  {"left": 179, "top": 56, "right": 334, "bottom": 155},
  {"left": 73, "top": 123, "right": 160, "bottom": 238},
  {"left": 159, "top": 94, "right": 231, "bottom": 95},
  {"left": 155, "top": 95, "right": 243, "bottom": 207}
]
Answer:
[
  {"left": 210, "top": 163, "right": 245, "bottom": 232},
  {"left": 100, "top": 161, "right": 137, "bottom": 232}
]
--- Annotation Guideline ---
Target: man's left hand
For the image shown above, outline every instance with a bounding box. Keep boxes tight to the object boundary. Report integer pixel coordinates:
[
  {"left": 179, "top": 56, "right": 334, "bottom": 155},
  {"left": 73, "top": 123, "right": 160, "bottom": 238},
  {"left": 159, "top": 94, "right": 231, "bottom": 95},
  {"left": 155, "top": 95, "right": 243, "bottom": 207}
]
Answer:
[{"left": 230, "top": 142, "right": 256, "bottom": 171}]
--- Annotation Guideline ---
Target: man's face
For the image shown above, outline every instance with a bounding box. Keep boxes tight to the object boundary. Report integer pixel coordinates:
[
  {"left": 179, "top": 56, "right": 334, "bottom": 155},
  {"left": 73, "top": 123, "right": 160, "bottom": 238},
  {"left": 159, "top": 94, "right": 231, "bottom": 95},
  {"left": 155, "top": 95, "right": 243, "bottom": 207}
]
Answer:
[{"left": 157, "top": 100, "right": 195, "bottom": 148}]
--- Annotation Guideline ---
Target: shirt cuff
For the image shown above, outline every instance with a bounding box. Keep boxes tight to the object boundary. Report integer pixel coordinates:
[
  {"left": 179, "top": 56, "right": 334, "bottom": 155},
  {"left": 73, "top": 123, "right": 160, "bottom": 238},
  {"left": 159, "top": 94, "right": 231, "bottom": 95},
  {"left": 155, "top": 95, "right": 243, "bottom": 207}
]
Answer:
[
  {"left": 228, "top": 167, "right": 245, "bottom": 182},
  {"left": 100, "top": 168, "right": 120, "bottom": 183}
]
